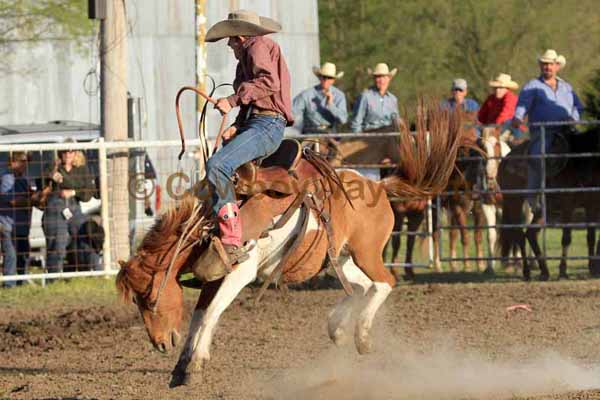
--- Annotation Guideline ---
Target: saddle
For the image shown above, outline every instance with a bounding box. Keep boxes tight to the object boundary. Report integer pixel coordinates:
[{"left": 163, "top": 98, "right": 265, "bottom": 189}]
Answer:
[{"left": 234, "top": 139, "right": 323, "bottom": 195}]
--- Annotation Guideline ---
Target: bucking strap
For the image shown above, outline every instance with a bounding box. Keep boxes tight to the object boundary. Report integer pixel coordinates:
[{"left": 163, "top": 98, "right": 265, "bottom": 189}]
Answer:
[
  {"left": 306, "top": 195, "right": 354, "bottom": 297},
  {"left": 255, "top": 192, "right": 310, "bottom": 304}
]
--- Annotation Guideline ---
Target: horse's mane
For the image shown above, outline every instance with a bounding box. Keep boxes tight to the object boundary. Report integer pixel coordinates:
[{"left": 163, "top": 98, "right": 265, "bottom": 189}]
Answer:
[
  {"left": 381, "top": 99, "right": 468, "bottom": 200},
  {"left": 138, "top": 194, "right": 210, "bottom": 252},
  {"left": 116, "top": 194, "right": 213, "bottom": 302}
]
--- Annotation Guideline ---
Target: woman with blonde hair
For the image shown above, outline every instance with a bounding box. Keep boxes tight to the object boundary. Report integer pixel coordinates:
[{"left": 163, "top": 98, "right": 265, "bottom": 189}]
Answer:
[{"left": 41, "top": 139, "right": 98, "bottom": 279}]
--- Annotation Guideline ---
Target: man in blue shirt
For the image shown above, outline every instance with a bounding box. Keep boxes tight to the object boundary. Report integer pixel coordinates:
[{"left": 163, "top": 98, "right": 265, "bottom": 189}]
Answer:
[
  {"left": 348, "top": 63, "right": 402, "bottom": 181},
  {"left": 293, "top": 62, "right": 348, "bottom": 133},
  {"left": 511, "top": 49, "right": 584, "bottom": 212},
  {"left": 0, "top": 152, "right": 30, "bottom": 288},
  {"left": 350, "top": 63, "right": 400, "bottom": 133},
  {"left": 441, "top": 78, "right": 480, "bottom": 114}
]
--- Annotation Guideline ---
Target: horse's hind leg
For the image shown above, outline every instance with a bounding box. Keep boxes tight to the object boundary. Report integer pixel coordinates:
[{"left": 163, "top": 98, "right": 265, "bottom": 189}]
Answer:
[
  {"left": 481, "top": 203, "right": 497, "bottom": 273},
  {"left": 404, "top": 211, "right": 425, "bottom": 280},
  {"left": 327, "top": 255, "right": 373, "bottom": 346},
  {"left": 170, "top": 254, "right": 258, "bottom": 387},
  {"left": 347, "top": 245, "right": 395, "bottom": 355},
  {"left": 559, "top": 227, "right": 572, "bottom": 279},
  {"left": 473, "top": 202, "right": 486, "bottom": 272}
]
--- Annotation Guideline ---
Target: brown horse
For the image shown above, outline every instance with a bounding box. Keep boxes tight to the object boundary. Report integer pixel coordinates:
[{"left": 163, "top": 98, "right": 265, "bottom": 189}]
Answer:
[
  {"left": 116, "top": 106, "right": 464, "bottom": 387},
  {"left": 498, "top": 127, "right": 600, "bottom": 280}
]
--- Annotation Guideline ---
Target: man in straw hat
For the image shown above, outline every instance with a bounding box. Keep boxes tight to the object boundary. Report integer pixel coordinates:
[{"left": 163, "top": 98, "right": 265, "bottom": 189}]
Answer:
[
  {"left": 511, "top": 49, "right": 584, "bottom": 213},
  {"left": 204, "top": 10, "right": 293, "bottom": 264},
  {"left": 293, "top": 62, "right": 347, "bottom": 134},
  {"left": 478, "top": 73, "right": 523, "bottom": 141},
  {"left": 350, "top": 63, "right": 400, "bottom": 134},
  {"left": 349, "top": 63, "right": 402, "bottom": 181}
]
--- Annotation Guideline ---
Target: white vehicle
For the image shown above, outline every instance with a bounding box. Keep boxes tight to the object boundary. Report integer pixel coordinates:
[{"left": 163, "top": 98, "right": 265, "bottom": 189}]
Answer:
[{"left": 0, "top": 120, "right": 158, "bottom": 255}]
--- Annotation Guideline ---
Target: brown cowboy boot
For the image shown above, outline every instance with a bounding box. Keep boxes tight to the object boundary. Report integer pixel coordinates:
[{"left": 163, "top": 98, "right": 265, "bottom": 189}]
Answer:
[{"left": 190, "top": 203, "right": 250, "bottom": 283}]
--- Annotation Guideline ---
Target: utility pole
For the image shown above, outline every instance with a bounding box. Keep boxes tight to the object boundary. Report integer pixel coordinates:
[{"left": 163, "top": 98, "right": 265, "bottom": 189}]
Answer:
[
  {"left": 195, "top": 0, "right": 208, "bottom": 177},
  {"left": 101, "top": 0, "right": 130, "bottom": 263}
]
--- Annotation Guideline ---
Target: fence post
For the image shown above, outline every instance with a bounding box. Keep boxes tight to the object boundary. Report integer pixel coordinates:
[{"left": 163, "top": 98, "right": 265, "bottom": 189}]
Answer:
[
  {"left": 540, "top": 124, "right": 548, "bottom": 260},
  {"left": 427, "top": 198, "right": 434, "bottom": 267},
  {"left": 98, "top": 138, "right": 113, "bottom": 273}
]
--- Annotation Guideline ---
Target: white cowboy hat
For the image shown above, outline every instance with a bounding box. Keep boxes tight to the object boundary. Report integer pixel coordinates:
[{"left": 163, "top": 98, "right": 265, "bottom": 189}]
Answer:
[
  {"left": 557, "top": 55, "right": 566, "bottom": 68},
  {"left": 313, "top": 62, "right": 344, "bottom": 79},
  {"left": 367, "top": 63, "right": 397, "bottom": 77},
  {"left": 205, "top": 10, "right": 281, "bottom": 43},
  {"left": 488, "top": 73, "right": 519, "bottom": 90},
  {"left": 538, "top": 49, "right": 564, "bottom": 64}
]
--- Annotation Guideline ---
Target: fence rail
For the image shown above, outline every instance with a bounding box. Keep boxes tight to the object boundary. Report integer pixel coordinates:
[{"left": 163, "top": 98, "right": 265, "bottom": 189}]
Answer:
[{"left": 1, "top": 119, "right": 599, "bottom": 284}]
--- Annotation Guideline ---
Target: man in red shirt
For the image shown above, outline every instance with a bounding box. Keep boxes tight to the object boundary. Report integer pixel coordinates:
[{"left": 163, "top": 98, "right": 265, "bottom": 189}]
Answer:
[
  {"left": 478, "top": 73, "right": 522, "bottom": 140},
  {"left": 205, "top": 10, "right": 293, "bottom": 265}
]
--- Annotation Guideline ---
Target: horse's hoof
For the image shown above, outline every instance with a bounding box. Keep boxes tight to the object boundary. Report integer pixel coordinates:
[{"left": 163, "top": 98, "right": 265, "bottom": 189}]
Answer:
[
  {"left": 329, "top": 327, "right": 350, "bottom": 347},
  {"left": 483, "top": 266, "right": 495, "bottom": 276},
  {"left": 538, "top": 274, "right": 550, "bottom": 282},
  {"left": 355, "top": 338, "right": 372, "bottom": 355},
  {"left": 355, "top": 331, "right": 373, "bottom": 355},
  {"left": 169, "top": 370, "right": 201, "bottom": 388},
  {"left": 559, "top": 272, "right": 569, "bottom": 280},
  {"left": 523, "top": 273, "right": 531, "bottom": 282}
]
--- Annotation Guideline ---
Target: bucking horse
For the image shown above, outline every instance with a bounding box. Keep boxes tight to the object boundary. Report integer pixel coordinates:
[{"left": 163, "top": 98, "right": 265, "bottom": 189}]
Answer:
[{"left": 115, "top": 90, "right": 465, "bottom": 387}]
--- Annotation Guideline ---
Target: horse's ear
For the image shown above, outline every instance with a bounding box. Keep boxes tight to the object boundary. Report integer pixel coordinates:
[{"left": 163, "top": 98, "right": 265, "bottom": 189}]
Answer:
[{"left": 118, "top": 260, "right": 127, "bottom": 269}]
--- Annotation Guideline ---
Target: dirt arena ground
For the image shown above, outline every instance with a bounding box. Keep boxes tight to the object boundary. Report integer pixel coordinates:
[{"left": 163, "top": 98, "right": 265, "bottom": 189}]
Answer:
[{"left": 4, "top": 277, "right": 600, "bottom": 399}]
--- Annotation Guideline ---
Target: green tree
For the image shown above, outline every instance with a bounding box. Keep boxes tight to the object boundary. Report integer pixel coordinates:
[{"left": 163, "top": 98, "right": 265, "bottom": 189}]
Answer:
[
  {"left": 319, "top": 0, "right": 600, "bottom": 111},
  {"left": 0, "top": 0, "right": 93, "bottom": 74},
  {"left": 583, "top": 69, "right": 600, "bottom": 121}
]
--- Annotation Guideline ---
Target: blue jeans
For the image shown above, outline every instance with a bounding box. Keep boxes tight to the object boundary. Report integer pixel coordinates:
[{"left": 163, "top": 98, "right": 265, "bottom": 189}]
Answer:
[
  {"left": 206, "top": 115, "right": 286, "bottom": 214},
  {"left": 527, "top": 129, "right": 554, "bottom": 207},
  {"left": 43, "top": 196, "right": 95, "bottom": 275},
  {"left": 0, "top": 220, "right": 16, "bottom": 288}
]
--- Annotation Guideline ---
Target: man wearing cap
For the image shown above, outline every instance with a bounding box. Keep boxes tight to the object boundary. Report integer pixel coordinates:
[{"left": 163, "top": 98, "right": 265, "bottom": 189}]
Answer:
[
  {"left": 204, "top": 10, "right": 293, "bottom": 264},
  {"left": 350, "top": 63, "right": 400, "bottom": 133},
  {"left": 441, "top": 78, "right": 479, "bottom": 114},
  {"left": 293, "top": 62, "right": 347, "bottom": 134},
  {"left": 511, "top": 49, "right": 584, "bottom": 213},
  {"left": 478, "top": 73, "right": 523, "bottom": 141}
]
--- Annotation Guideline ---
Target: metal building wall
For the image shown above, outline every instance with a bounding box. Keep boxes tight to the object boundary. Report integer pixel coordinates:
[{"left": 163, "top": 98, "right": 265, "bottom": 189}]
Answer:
[
  {"left": 0, "top": 1, "right": 319, "bottom": 135},
  {"left": 0, "top": 1, "right": 319, "bottom": 197}
]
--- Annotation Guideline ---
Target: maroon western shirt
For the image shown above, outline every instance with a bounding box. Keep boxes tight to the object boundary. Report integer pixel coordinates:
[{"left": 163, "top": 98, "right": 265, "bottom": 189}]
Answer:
[{"left": 226, "top": 36, "right": 294, "bottom": 127}]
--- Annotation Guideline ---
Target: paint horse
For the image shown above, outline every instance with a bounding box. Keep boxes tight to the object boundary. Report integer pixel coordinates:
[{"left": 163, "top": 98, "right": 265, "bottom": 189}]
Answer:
[{"left": 116, "top": 106, "right": 465, "bottom": 387}]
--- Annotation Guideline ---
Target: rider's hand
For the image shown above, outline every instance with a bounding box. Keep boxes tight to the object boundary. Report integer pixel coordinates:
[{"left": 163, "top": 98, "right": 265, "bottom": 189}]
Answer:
[
  {"left": 222, "top": 126, "right": 238, "bottom": 140},
  {"left": 215, "top": 98, "right": 232, "bottom": 115}
]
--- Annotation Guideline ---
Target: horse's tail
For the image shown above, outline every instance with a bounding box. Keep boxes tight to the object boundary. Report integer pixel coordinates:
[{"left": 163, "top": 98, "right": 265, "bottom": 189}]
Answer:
[{"left": 380, "top": 100, "right": 468, "bottom": 201}]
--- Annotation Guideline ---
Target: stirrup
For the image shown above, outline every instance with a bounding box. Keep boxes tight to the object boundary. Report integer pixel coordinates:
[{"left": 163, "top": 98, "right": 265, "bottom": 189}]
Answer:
[
  {"left": 223, "top": 243, "right": 251, "bottom": 265},
  {"left": 191, "top": 237, "right": 255, "bottom": 282}
]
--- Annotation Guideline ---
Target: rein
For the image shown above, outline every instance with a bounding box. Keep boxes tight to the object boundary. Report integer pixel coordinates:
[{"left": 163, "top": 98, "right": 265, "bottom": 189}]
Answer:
[
  {"left": 175, "top": 86, "right": 229, "bottom": 161},
  {"left": 150, "top": 203, "right": 207, "bottom": 314}
]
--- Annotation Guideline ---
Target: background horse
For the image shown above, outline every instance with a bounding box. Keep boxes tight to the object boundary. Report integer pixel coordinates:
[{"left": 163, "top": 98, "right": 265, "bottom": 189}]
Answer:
[
  {"left": 116, "top": 105, "right": 466, "bottom": 387},
  {"left": 498, "top": 127, "right": 600, "bottom": 280}
]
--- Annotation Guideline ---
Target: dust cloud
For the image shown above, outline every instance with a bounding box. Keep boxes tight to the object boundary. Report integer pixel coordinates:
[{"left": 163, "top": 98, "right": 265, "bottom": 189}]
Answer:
[{"left": 265, "top": 341, "right": 600, "bottom": 400}]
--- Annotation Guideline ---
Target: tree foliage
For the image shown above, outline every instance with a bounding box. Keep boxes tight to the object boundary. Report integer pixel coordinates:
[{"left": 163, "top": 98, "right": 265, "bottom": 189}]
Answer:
[
  {"left": 319, "top": 0, "right": 600, "bottom": 110},
  {"left": 0, "top": 0, "right": 93, "bottom": 73}
]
